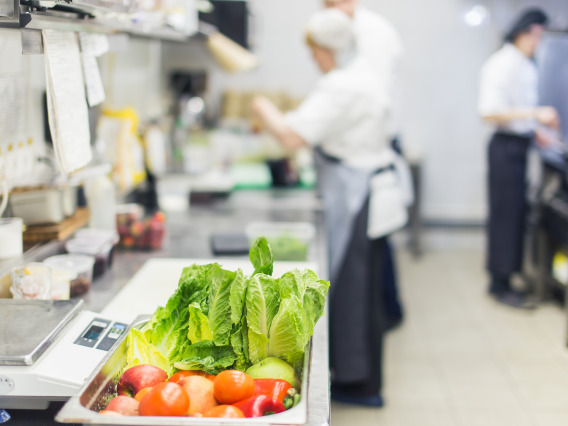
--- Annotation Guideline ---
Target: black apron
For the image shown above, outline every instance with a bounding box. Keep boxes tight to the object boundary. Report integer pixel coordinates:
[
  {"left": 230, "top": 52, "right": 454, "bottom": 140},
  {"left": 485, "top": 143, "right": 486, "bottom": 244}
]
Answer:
[
  {"left": 314, "top": 148, "right": 386, "bottom": 394},
  {"left": 487, "top": 131, "right": 532, "bottom": 279}
]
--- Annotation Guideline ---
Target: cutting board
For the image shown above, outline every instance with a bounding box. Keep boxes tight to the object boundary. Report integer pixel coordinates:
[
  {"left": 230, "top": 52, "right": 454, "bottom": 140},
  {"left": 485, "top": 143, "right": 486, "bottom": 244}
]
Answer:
[
  {"left": 23, "top": 207, "right": 90, "bottom": 244},
  {"left": 101, "top": 258, "right": 318, "bottom": 323}
]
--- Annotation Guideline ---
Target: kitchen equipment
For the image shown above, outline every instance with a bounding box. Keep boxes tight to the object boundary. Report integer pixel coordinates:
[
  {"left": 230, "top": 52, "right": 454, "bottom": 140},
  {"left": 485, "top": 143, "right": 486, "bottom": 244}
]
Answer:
[
  {"left": 0, "top": 299, "right": 127, "bottom": 410},
  {"left": 10, "top": 186, "right": 77, "bottom": 226},
  {"left": 210, "top": 232, "right": 250, "bottom": 255},
  {"left": 0, "top": 217, "right": 23, "bottom": 260},
  {"left": 43, "top": 254, "right": 95, "bottom": 297}
]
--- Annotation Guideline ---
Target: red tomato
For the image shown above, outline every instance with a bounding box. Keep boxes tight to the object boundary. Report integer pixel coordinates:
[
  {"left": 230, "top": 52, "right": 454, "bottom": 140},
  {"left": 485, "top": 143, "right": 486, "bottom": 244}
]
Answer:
[
  {"left": 203, "top": 405, "right": 245, "bottom": 418},
  {"left": 138, "top": 382, "right": 189, "bottom": 416},
  {"left": 213, "top": 370, "right": 255, "bottom": 404},
  {"left": 168, "top": 370, "right": 216, "bottom": 384}
]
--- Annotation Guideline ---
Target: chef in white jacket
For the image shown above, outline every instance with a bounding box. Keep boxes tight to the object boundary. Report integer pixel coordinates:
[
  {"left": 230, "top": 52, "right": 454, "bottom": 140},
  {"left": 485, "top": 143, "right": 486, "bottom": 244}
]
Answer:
[
  {"left": 324, "top": 0, "right": 406, "bottom": 329},
  {"left": 252, "top": 8, "right": 403, "bottom": 407},
  {"left": 479, "top": 8, "right": 559, "bottom": 308}
]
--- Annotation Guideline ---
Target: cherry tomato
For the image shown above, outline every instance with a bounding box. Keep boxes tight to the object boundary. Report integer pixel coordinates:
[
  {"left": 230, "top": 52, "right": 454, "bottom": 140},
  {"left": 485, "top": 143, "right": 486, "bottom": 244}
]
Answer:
[
  {"left": 139, "top": 382, "right": 189, "bottom": 416},
  {"left": 134, "top": 387, "right": 153, "bottom": 402},
  {"left": 168, "top": 370, "right": 215, "bottom": 384},
  {"left": 203, "top": 405, "right": 245, "bottom": 418},
  {"left": 213, "top": 370, "right": 255, "bottom": 404}
]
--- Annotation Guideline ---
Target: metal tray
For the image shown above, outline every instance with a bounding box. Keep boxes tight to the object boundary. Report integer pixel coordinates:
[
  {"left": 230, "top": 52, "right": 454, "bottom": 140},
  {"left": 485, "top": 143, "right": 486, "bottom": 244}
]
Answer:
[{"left": 56, "top": 316, "right": 311, "bottom": 426}]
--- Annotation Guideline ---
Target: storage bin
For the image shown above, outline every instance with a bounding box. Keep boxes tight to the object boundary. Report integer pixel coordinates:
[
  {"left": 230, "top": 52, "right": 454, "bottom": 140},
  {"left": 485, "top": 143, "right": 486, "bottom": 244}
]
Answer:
[
  {"left": 245, "top": 222, "right": 315, "bottom": 261},
  {"left": 66, "top": 229, "right": 118, "bottom": 276},
  {"left": 43, "top": 254, "right": 95, "bottom": 298}
]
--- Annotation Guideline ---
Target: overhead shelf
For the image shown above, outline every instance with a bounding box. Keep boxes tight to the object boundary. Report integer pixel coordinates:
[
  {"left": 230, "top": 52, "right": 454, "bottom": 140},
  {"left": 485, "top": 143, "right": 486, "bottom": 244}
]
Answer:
[{"left": 0, "top": 1, "right": 200, "bottom": 43}]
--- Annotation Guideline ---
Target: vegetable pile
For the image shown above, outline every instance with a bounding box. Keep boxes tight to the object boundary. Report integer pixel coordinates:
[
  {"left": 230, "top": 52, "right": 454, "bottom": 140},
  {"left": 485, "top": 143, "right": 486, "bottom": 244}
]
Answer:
[
  {"left": 101, "top": 237, "right": 329, "bottom": 418},
  {"left": 102, "top": 366, "right": 299, "bottom": 418}
]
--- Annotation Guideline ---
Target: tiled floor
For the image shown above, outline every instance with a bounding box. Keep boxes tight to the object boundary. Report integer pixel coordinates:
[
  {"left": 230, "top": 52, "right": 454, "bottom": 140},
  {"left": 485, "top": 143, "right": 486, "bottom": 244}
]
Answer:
[{"left": 331, "top": 231, "right": 568, "bottom": 425}]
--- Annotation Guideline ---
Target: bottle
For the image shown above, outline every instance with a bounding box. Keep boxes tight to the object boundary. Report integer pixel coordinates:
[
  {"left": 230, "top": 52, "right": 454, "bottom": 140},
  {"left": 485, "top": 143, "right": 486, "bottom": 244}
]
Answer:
[{"left": 84, "top": 175, "right": 117, "bottom": 231}]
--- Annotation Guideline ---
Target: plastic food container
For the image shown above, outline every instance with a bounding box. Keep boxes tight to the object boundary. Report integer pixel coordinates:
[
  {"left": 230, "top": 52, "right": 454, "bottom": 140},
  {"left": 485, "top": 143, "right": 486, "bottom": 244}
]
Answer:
[
  {"left": 116, "top": 208, "right": 166, "bottom": 251},
  {"left": 245, "top": 222, "right": 315, "bottom": 261},
  {"left": 66, "top": 229, "right": 118, "bottom": 277},
  {"left": 10, "top": 186, "right": 77, "bottom": 225},
  {"left": 43, "top": 254, "right": 95, "bottom": 298},
  {"left": 10, "top": 263, "right": 52, "bottom": 300},
  {"left": 49, "top": 266, "right": 76, "bottom": 300}
]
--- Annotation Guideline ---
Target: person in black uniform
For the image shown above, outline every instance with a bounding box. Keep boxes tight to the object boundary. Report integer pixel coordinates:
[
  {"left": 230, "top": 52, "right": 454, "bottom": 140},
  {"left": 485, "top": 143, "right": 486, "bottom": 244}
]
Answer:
[{"left": 478, "top": 8, "right": 560, "bottom": 308}]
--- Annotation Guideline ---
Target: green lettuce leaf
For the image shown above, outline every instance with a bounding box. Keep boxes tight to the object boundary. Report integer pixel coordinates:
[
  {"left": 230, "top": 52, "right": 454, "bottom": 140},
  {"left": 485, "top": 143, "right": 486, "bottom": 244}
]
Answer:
[
  {"left": 125, "top": 328, "right": 173, "bottom": 375},
  {"left": 229, "top": 269, "right": 247, "bottom": 325},
  {"left": 207, "top": 265, "right": 236, "bottom": 346},
  {"left": 188, "top": 302, "right": 213, "bottom": 343},
  {"left": 267, "top": 296, "right": 307, "bottom": 367},
  {"left": 142, "top": 264, "right": 213, "bottom": 361},
  {"left": 174, "top": 341, "right": 237, "bottom": 374},
  {"left": 245, "top": 274, "right": 281, "bottom": 363},
  {"left": 249, "top": 236, "right": 274, "bottom": 276}
]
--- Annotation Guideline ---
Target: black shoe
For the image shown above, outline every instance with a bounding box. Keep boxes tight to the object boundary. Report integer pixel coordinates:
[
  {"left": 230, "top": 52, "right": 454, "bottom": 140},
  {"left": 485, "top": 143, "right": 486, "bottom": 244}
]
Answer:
[
  {"left": 493, "top": 289, "right": 536, "bottom": 310},
  {"left": 331, "top": 388, "right": 384, "bottom": 407}
]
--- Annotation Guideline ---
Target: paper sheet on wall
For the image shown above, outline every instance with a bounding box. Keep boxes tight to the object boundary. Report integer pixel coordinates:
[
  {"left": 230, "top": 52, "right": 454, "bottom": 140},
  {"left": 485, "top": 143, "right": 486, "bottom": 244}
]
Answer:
[
  {"left": 43, "top": 29, "right": 92, "bottom": 175},
  {"left": 78, "top": 33, "right": 107, "bottom": 107},
  {"left": 81, "top": 54, "right": 105, "bottom": 107},
  {"left": 0, "top": 74, "right": 26, "bottom": 144},
  {"left": 79, "top": 33, "right": 109, "bottom": 57}
]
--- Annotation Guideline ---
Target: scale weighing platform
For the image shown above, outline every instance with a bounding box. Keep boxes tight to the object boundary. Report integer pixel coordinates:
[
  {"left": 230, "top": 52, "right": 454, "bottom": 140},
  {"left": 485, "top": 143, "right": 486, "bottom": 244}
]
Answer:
[{"left": 0, "top": 299, "right": 127, "bottom": 410}]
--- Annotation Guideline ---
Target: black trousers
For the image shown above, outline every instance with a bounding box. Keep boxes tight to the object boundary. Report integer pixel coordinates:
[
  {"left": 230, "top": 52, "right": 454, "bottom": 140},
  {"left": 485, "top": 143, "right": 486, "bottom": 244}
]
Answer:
[
  {"left": 329, "top": 198, "right": 385, "bottom": 394},
  {"left": 487, "top": 132, "right": 531, "bottom": 279}
]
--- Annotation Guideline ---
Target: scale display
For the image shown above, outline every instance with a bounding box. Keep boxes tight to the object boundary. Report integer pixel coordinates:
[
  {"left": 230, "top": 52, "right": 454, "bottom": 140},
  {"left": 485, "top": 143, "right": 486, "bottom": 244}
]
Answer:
[{"left": 73, "top": 319, "right": 126, "bottom": 351}]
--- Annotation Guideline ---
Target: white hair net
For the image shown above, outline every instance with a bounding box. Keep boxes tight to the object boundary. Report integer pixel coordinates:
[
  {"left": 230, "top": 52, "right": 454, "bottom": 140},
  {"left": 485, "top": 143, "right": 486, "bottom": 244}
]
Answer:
[{"left": 306, "top": 9, "right": 356, "bottom": 67}]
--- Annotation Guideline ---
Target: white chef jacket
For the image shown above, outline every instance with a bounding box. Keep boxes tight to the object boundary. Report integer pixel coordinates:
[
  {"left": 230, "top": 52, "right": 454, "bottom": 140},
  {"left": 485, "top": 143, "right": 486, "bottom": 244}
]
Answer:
[
  {"left": 478, "top": 43, "right": 539, "bottom": 135},
  {"left": 353, "top": 7, "right": 404, "bottom": 138},
  {"left": 285, "top": 56, "right": 392, "bottom": 170}
]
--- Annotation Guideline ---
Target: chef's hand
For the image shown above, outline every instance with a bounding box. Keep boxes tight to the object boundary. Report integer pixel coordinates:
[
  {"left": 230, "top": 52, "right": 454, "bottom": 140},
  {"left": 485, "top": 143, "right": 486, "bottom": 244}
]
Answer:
[
  {"left": 535, "top": 106, "right": 560, "bottom": 130},
  {"left": 534, "top": 126, "right": 559, "bottom": 148}
]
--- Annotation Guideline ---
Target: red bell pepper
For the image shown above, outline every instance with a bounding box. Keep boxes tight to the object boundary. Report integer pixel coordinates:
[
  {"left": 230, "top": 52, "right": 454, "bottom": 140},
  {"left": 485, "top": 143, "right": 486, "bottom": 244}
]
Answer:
[
  {"left": 253, "top": 379, "right": 295, "bottom": 404},
  {"left": 232, "top": 395, "right": 286, "bottom": 418}
]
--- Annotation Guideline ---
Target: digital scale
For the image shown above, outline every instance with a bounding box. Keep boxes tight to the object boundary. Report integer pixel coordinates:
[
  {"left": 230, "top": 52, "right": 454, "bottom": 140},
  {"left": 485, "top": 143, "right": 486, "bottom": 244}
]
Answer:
[{"left": 0, "top": 299, "right": 127, "bottom": 410}]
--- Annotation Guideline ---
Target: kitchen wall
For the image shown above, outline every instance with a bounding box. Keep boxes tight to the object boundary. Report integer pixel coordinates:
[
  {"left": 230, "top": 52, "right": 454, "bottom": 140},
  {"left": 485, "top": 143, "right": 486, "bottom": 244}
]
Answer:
[
  {"left": 163, "top": 0, "right": 568, "bottom": 224},
  {"left": 1, "top": 0, "right": 567, "bottom": 221},
  {"left": 0, "top": 30, "right": 164, "bottom": 189}
]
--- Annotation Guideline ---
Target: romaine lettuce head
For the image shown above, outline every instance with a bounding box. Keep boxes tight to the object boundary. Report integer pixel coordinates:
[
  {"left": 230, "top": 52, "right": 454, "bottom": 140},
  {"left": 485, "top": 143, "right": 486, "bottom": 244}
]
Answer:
[{"left": 174, "top": 340, "right": 237, "bottom": 374}]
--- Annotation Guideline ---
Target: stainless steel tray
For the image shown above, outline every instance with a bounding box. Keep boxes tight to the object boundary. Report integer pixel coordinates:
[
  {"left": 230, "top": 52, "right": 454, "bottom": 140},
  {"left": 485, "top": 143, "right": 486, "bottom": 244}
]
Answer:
[{"left": 56, "top": 316, "right": 311, "bottom": 426}]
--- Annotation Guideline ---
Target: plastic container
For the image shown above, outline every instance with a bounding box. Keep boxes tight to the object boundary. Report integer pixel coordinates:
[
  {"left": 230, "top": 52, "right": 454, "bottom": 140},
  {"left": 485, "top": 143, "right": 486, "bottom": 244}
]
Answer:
[
  {"left": 10, "top": 263, "right": 52, "bottom": 300},
  {"left": 245, "top": 222, "right": 315, "bottom": 261},
  {"left": 116, "top": 209, "right": 165, "bottom": 251},
  {"left": 43, "top": 254, "right": 95, "bottom": 298},
  {"left": 66, "top": 229, "right": 118, "bottom": 276},
  {"left": 49, "top": 267, "right": 76, "bottom": 300},
  {"left": 10, "top": 188, "right": 66, "bottom": 225}
]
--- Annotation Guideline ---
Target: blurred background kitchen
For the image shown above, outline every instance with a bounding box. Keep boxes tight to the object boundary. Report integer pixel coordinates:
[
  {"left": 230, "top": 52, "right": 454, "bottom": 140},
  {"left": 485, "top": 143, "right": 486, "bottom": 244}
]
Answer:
[{"left": 2, "top": 0, "right": 568, "bottom": 425}]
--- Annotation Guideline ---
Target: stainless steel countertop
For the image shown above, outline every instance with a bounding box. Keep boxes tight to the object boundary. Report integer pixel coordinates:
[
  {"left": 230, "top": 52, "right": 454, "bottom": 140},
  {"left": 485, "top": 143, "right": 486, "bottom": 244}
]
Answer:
[{"left": 4, "top": 188, "right": 330, "bottom": 426}]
